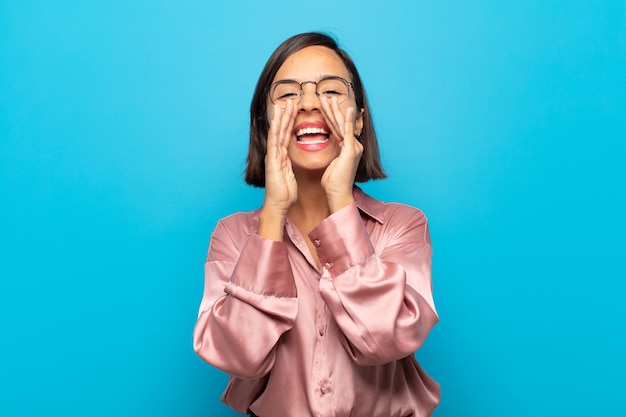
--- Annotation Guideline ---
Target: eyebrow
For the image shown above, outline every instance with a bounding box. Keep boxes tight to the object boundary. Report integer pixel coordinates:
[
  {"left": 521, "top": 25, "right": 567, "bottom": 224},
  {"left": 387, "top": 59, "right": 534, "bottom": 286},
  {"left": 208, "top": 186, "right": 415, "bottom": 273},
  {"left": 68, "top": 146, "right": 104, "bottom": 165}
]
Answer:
[{"left": 272, "top": 74, "right": 345, "bottom": 84}]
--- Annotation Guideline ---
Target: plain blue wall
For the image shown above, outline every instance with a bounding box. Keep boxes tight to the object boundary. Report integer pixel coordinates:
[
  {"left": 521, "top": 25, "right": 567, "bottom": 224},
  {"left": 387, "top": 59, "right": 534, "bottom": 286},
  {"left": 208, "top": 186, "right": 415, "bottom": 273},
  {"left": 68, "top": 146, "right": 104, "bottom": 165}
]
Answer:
[{"left": 1, "top": 1, "right": 625, "bottom": 416}]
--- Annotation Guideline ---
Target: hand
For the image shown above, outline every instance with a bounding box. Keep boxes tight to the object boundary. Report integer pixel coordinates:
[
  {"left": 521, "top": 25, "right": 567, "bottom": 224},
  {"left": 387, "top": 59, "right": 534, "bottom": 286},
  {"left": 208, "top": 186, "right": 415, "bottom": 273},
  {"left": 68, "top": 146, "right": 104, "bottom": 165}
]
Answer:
[
  {"left": 320, "top": 97, "right": 363, "bottom": 213},
  {"left": 258, "top": 101, "right": 298, "bottom": 240}
]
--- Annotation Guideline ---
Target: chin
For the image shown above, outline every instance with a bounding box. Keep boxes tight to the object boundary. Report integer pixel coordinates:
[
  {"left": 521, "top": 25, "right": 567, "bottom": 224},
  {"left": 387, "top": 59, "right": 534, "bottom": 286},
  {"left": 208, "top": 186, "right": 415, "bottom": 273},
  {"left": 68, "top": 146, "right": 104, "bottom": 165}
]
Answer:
[
  {"left": 295, "top": 153, "right": 338, "bottom": 168},
  {"left": 293, "top": 162, "right": 329, "bottom": 174},
  {"left": 289, "top": 147, "right": 339, "bottom": 168},
  {"left": 290, "top": 157, "right": 333, "bottom": 177}
]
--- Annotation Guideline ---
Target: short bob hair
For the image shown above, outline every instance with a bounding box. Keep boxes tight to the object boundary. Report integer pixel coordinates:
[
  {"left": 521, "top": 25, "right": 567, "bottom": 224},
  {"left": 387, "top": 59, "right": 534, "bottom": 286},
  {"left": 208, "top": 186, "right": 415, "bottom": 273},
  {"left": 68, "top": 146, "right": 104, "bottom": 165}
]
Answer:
[{"left": 245, "top": 32, "right": 386, "bottom": 187}]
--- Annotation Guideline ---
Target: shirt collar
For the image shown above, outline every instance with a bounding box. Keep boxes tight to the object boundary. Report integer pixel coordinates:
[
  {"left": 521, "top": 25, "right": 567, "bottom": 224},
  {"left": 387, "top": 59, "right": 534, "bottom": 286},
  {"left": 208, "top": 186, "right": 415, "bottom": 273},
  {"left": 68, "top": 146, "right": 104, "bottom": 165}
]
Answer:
[
  {"left": 353, "top": 186, "right": 385, "bottom": 224},
  {"left": 250, "top": 186, "right": 386, "bottom": 229}
]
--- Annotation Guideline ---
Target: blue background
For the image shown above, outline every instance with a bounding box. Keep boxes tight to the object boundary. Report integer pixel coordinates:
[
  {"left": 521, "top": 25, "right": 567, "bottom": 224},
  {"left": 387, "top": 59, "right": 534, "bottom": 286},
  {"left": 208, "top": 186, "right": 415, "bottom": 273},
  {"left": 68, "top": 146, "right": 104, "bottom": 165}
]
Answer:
[{"left": 1, "top": 1, "right": 625, "bottom": 416}]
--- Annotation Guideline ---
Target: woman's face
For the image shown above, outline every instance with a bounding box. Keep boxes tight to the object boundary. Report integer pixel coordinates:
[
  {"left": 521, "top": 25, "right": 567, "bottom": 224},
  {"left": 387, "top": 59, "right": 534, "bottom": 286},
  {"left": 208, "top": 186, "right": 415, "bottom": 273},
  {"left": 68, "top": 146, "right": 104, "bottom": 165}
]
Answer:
[{"left": 267, "top": 46, "right": 364, "bottom": 175}]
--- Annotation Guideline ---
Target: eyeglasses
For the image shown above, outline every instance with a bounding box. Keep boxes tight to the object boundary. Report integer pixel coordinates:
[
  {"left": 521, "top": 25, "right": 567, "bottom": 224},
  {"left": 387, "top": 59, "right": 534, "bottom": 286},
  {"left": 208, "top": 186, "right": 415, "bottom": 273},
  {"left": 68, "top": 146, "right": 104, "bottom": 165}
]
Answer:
[{"left": 268, "top": 76, "right": 354, "bottom": 108}]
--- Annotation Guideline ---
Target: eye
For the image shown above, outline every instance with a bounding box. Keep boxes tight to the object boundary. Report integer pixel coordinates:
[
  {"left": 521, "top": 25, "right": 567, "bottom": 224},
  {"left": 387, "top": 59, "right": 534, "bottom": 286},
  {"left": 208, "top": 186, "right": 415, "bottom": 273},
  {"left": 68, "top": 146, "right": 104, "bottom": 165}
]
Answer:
[
  {"left": 317, "top": 78, "right": 349, "bottom": 99},
  {"left": 271, "top": 81, "right": 301, "bottom": 103},
  {"left": 319, "top": 89, "right": 342, "bottom": 96},
  {"left": 276, "top": 91, "right": 299, "bottom": 100}
]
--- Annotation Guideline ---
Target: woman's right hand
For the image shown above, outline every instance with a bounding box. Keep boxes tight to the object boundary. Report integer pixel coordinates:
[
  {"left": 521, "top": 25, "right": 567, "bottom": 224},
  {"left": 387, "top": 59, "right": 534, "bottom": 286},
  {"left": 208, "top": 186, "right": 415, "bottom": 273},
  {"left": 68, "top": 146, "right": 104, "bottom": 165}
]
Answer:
[{"left": 258, "top": 101, "right": 297, "bottom": 241}]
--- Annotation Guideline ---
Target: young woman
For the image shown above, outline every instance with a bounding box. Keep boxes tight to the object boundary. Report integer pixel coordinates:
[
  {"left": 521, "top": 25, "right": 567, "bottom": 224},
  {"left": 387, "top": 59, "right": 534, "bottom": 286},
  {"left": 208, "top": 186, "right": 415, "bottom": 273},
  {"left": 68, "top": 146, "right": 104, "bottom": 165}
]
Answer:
[{"left": 193, "top": 32, "right": 439, "bottom": 417}]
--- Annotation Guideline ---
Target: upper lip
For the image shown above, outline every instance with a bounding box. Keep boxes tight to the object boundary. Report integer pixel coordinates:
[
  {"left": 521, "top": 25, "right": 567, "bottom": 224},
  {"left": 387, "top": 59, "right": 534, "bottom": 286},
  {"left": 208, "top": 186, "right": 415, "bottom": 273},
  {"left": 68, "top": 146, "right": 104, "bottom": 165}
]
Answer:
[{"left": 293, "top": 120, "right": 330, "bottom": 137}]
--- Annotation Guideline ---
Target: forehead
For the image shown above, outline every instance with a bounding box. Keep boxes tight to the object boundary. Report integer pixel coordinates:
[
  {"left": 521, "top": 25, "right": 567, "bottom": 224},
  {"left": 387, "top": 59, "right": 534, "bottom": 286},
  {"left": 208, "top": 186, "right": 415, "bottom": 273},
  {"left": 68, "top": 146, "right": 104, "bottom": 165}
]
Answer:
[{"left": 273, "top": 45, "right": 351, "bottom": 82}]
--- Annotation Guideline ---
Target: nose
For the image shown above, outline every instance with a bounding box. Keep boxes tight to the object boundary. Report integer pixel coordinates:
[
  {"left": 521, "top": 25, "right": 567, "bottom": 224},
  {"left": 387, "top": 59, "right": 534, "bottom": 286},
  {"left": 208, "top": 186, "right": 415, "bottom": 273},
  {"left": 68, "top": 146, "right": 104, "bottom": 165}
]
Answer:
[{"left": 299, "top": 81, "right": 320, "bottom": 112}]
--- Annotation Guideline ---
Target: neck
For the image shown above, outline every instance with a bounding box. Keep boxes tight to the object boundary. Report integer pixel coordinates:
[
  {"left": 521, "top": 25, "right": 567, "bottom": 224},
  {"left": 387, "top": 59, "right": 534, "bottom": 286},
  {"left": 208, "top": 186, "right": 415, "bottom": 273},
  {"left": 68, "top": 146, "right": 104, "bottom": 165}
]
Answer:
[{"left": 287, "top": 174, "right": 331, "bottom": 227}]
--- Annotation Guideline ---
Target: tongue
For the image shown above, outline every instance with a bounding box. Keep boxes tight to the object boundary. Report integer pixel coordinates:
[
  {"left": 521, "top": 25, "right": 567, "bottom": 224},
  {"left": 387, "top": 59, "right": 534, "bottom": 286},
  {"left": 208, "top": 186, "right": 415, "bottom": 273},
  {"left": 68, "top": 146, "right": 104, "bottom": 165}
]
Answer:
[{"left": 297, "top": 133, "right": 328, "bottom": 143}]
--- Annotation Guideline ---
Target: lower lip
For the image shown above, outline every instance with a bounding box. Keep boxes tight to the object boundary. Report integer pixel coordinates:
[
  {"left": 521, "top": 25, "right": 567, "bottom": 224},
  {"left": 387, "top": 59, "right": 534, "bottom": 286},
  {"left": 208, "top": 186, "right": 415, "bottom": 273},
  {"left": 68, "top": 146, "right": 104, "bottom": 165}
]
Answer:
[{"left": 294, "top": 137, "right": 330, "bottom": 152}]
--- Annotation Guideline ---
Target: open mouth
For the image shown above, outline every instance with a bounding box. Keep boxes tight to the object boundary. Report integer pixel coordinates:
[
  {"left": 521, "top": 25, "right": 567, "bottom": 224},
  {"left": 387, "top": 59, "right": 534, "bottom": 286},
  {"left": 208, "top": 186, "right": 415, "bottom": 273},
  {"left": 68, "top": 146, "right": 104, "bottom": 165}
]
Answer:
[{"left": 295, "top": 127, "right": 330, "bottom": 144}]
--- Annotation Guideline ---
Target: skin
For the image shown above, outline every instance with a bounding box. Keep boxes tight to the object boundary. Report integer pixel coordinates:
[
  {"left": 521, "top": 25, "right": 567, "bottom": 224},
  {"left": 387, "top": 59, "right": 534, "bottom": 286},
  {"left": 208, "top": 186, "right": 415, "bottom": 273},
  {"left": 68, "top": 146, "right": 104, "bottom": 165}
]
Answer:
[{"left": 258, "top": 46, "right": 364, "bottom": 265}]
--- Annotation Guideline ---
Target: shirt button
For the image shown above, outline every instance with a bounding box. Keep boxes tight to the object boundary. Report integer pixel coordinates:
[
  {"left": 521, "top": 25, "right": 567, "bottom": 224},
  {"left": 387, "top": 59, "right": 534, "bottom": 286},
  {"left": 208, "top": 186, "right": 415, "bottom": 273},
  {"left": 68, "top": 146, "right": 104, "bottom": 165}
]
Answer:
[
  {"left": 313, "top": 239, "right": 321, "bottom": 247},
  {"left": 324, "top": 262, "right": 333, "bottom": 269},
  {"left": 320, "top": 382, "right": 331, "bottom": 394}
]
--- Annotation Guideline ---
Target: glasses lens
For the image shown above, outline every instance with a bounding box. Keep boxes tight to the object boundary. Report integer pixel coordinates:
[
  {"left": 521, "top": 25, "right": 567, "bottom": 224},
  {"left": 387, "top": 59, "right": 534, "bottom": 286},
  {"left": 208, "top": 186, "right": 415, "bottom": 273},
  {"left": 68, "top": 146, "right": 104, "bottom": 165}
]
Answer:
[
  {"left": 317, "top": 78, "right": 349, "bottom": 104},
  {"left": 270, "top": 81, "right": 301, "bottom": 106}
]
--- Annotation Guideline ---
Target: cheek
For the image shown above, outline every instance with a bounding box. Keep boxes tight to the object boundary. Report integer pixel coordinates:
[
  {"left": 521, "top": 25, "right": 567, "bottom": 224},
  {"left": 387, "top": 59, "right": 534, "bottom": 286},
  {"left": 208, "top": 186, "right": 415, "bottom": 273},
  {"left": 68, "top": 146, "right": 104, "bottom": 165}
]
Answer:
[
  {"left": 266, "top": 106, "right": 274, "bottom": 123},
  {"left": 346, "top": 97, "right": 361, "bottom": 119},
  {"left": 265, "top": 97, "right": 276, "bottom": 123},
  {"left": 353, "top": 108, "right": 364, "bottom": 132}
]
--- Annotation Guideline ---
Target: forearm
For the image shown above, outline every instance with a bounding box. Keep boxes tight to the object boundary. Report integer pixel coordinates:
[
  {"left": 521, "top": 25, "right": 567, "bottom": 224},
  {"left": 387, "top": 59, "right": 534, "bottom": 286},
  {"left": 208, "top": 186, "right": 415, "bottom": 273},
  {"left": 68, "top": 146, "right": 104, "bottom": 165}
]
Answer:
[
  {"left": 258, "top": 207, "right": 287, "bottom": 241},
  {"left": 193, "top": 287, "right": 297, "bottom": 378},
  {"left": 194, "top": 231, "right": 298, "bottom": 377},
  {"left": 310, "top": 204, "right": 438, "bottom": 365},
  {"left": 319, "top": 258, "right": 438, "bottom": 365}
]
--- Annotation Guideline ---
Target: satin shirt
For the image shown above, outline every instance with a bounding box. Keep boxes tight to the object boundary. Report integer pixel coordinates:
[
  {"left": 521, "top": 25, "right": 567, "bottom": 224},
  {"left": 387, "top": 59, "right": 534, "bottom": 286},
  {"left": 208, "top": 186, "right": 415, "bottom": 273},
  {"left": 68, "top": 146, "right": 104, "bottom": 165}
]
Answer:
[{"left": 193, "top": 188, "right": 440, "bottom": 417}]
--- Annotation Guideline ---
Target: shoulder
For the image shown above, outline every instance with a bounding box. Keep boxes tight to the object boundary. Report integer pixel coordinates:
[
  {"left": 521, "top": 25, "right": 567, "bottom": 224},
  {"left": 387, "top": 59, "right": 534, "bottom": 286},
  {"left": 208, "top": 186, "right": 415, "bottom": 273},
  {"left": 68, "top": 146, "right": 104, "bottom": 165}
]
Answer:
[
  {"left": 216, "top": 210, "right": 260, "bottom": 234},
  {"left": 382, "top": 202, "right": 428, "bottom": 226},
  {"left": 355, "top": 188, "right": 429, "bottom": 243},
  {"left": 355, "top": 187, "right": 427, "bottom": 225},
  {"left": 380, "top": 202, "right": 429, "bottom": 244},
  {"left": 208, "top": 210, "right": 260, "bottom": 257}
]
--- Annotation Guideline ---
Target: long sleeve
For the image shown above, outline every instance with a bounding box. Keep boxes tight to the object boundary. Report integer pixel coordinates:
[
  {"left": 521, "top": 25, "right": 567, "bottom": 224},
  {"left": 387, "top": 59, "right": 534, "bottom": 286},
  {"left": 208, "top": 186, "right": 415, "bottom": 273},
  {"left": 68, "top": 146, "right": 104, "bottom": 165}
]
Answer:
[
  {"left": 193, "top": 216, "right": 298, "bottom": 379},
  {"left": 309, "top": 203, "right": 438, "bottom": 366},
  {"left": 194, "top": 192, "right": 440, "bottom": 417}
]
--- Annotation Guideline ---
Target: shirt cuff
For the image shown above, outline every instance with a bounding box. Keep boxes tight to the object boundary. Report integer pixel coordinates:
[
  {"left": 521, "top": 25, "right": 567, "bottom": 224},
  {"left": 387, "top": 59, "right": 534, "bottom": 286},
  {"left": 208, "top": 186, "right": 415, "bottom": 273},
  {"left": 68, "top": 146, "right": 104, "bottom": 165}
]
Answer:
[
  {"left": 308, "top": 203, "right": 375, "bottom": 277},
  {"left": 229, "top": 232, "right": 297, "bottom": 297}
]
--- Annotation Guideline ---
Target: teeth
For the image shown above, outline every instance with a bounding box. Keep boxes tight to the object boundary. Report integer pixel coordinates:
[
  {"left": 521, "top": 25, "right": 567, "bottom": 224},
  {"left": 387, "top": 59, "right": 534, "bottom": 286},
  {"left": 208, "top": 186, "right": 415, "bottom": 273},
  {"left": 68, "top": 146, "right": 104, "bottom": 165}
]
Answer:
[
  {"left": 295, "top": 127, "right": 328, "bottom": 137},
  {"left": 297, "top": 138, "right": 328, "bottom": 144}
]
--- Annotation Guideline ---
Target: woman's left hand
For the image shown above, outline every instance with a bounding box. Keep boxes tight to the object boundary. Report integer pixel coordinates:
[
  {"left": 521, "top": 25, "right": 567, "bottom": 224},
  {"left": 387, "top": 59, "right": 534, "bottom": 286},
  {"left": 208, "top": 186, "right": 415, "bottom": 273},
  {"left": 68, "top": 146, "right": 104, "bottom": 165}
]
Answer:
[{"left": 320, "top": 97, "right": 363, "bottom": 213}]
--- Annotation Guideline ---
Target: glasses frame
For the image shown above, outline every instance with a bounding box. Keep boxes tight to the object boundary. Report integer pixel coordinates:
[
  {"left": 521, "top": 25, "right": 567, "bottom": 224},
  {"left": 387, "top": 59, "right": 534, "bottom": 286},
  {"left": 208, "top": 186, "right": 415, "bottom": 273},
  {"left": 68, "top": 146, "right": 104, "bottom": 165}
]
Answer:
[{"left": 268, "top": 76, "right": 355, "bottom": 108}]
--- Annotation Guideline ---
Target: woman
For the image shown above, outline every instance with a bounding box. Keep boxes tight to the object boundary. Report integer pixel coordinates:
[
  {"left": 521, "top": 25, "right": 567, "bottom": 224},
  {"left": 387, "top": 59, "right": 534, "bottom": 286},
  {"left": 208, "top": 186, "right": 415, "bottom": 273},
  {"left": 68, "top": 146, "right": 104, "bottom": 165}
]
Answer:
[{"left": 193, "top": 32, "right": 440, "bottom": 417}]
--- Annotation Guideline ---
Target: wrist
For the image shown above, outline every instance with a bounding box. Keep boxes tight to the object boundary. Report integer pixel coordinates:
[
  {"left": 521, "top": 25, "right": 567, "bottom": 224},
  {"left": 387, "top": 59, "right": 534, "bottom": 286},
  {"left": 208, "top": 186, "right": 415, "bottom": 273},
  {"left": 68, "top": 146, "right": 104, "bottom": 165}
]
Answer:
[
  {"left": 327, "top": 194, "right": 355, "bottom": 214},
  {"left": 258, "top": 207, "right": 287, "bottom": 241}
]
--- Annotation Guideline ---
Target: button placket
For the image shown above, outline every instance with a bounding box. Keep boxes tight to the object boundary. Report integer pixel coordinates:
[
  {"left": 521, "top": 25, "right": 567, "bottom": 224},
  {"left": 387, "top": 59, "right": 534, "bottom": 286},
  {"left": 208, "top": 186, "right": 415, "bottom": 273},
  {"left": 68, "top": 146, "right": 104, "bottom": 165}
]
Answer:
[{"left": 312, "top": 289, "right": 331, "bottom": 408}]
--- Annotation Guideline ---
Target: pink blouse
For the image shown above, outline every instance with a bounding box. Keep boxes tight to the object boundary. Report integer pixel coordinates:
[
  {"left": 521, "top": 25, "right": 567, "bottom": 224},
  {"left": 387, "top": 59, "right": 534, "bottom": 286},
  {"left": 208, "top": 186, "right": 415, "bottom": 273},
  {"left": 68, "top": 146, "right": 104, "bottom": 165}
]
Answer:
[{"left": 193, "top": 187, "right": 440, "bottom": 417}]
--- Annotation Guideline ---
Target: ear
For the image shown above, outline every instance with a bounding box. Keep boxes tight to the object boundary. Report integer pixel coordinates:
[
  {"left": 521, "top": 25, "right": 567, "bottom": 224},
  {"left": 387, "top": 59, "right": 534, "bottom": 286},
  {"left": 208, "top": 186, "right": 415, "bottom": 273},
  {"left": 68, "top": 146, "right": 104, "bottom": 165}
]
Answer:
[{"left": 354, "top": 108, "right": 364, "bottom": 137}]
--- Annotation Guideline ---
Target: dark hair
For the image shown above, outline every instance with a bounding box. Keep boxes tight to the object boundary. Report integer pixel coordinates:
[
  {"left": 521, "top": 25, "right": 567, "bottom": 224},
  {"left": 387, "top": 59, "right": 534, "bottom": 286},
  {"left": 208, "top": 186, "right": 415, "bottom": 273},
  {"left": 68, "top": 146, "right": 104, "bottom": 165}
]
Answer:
[{"left": 244, "top": 32, "right": 386, "bottom": 187}]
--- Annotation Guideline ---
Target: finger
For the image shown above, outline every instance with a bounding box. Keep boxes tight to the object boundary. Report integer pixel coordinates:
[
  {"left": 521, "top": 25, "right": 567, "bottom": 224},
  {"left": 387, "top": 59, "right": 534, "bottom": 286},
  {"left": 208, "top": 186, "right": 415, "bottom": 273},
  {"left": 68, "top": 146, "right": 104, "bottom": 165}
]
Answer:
[
  {"left": 320, "top": 96, "right": 343, "bottom": 140},
  {"left": 341, "top": 106, "right": 355, "bottom": 153},
  {"left": 279, "top": 99, "right": 296, "bottom": 149},
  {"left": 332, "top": 97, "right": 357, "bottom": 149},
  {"left": 267, "top": 103, "right": 282, "bottom": 159}
]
